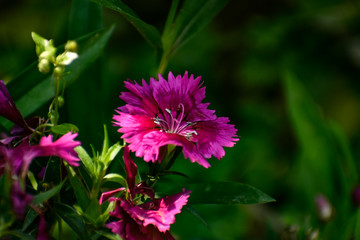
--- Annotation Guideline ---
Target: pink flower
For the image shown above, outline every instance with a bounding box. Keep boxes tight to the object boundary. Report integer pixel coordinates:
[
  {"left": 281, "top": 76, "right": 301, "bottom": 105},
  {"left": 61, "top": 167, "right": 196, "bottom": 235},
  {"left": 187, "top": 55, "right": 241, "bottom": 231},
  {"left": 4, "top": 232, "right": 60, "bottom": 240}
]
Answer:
[
  {"left": 113, "top": 71, "right": 238, "bottom": 168},
  {"left": 100, "top": 146, "right": 190, "bottom": 240},
  {"left": 37, "top": 132, "right": 81, "bottom": 166},
  {"left": 0, "top": 132, "right": 81, "bottom": 218}
]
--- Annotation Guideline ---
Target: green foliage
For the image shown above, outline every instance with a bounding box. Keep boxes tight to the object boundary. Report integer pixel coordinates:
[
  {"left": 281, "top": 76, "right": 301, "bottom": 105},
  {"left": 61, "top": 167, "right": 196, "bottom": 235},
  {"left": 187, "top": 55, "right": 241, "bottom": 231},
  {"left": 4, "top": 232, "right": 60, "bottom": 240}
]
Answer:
[{"left": 187, "top": 181, "right": 275, "bottom": 205}]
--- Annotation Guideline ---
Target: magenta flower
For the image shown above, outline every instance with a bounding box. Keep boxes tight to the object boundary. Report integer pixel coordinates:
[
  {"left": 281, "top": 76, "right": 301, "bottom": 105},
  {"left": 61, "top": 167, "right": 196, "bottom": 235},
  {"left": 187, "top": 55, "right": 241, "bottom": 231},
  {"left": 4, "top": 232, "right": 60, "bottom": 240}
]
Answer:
[
  {"left": 0, "top": 80, "right": 30, "bottom": 130},
  {"left": 10, "top": 181, "right": 33, "bottom": 219},
  {"left": 0, "top": 132, "right": 80, "bottom": 218},
  {"left": 37, "top": 132, "right": 81, "bottom": 166},
  {"left": 113, "top": 71, "right": 238, "bottom": 168},
  {"left": 100, "top": 146, "right": 190, "bottom": 240}
]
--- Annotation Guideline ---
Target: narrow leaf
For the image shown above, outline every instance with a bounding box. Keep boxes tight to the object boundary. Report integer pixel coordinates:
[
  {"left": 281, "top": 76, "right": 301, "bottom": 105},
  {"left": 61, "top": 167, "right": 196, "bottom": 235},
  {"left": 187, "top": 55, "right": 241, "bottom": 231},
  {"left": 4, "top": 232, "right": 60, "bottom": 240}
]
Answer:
[
  {"left": 75, "top": 146, "right": 95, "bottom": 178},
  {"left": 186, "top": 182, "right": 275, "bottom": 205},
  {"left": 164, "top": 0, "right": 229, "bottom": 55},
  {"left": 55, "top": 203, "right": 89, "bottom": 239},
  {"left": 66, "top": 166, "right": 91, "bottom": 211},
  {"left": 91, "top": 0, "right": 162, "bottom": 51},
  {"left": 22, "top": 208, "right": 38, "bottom": 231},
  {"left": 103, "top": 173, "right": 127, "bottom": 187},
  {"left": 51, "top": 123, "right": 79, "bottom": 135},
  {"left": 33, "top": 181, "right": 65, "bottom": 205}
]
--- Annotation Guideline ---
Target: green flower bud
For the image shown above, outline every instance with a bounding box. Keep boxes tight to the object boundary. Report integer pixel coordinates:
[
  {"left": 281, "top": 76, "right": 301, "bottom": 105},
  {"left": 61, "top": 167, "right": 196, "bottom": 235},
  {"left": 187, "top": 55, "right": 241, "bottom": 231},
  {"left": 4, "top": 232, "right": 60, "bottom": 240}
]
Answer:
[
  {"left": 65, "top": 40, "right": 78, "bottom": 53},
  {"left": 53, "top": 66, "right": 64, "bottom": 76},
  {"left": 38, "top": 58, "right": 50, "bottom": 74},
  {"left": 57, "top": 96, "right": 64, "bottom": 107}
]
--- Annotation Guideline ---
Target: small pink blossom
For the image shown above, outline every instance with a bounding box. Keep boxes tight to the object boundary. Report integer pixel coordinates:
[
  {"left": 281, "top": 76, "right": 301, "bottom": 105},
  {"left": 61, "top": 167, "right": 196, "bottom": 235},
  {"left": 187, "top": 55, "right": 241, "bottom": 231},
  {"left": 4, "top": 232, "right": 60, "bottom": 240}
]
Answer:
[
  {"left": 101, "top": 146, "right": 190, "bottom": 240},
  {"left": 37, "top": 132, "right": 81, "bottom": 166},
  {"left": 113, "top": 71, "right": 238, "bottom": 168}
]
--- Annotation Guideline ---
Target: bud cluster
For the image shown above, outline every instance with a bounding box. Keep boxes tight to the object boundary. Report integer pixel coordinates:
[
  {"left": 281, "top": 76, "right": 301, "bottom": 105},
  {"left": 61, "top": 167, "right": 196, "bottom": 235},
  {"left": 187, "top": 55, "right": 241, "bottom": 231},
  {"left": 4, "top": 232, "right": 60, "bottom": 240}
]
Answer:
[{"left": 31, "top": 32, "right": 79, "bottom": 75}]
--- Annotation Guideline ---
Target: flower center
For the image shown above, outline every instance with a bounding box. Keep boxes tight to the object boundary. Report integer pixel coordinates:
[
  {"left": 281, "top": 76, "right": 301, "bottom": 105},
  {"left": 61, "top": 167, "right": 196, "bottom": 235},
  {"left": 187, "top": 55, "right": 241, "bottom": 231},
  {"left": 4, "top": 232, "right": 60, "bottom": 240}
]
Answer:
[{"left": 154, "top": 103, "right": 198, "bottom": 139}]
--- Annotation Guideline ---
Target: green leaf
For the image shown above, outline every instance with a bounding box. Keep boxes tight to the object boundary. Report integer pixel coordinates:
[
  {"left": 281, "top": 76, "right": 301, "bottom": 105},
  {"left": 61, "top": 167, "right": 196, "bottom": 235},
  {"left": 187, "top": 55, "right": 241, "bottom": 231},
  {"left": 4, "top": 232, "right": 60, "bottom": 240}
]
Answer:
[
  {"left": 69, "top": 0, "right": 103, "bottom": 38},
  {"left": 95, "top": 230, "right": 122, "bottom": 240},
  {"left": 91, "top": 0, "right": 162, "bottom": 51},
  {"left": 51, "top": 123, "right": 79, "bottom": 135},
  {"left": 283, "top": 71, "right": 354, "bottom": 205},
  {"left": 43, "top": 157, "right": 61, "bottom": 184},
  {"left": 22, "top": 208, "right": 38, "bottom": 231},
  {"left": 75, "top": 146, "right": 95, "bottom": 178},
  {"left": 33, "top": 181, "right": 65, "bottom": 205},
  {"left": 66, "top": 166, "right": 91, "bottom": 211},
  {"left": 163, "top": 0, "right": 229, "bottom": 55},
  {"left": 55, "top": 203, "right": 89, "bottom": 239},
  {"left": 186, "top": 182, "right": 275, "bottom": 205},
  {"left": 100, "top": 125, "right": 110, "bottom": 161},
  {"left": 355, "top": 209, "right": 360, "bottom": 240},
  {"left": 103, "top": 173, "right": 127, "bottom": 187},
  {"left": 101, "top": 142, "right": 122, "bottom": 168},
  {"left": 1, "top": 26, "right": 115, "bottom": 129},
  {"left": 4, "top": 231, "right": 36, "bottom": 240},
  {"left": 183, "top": 205, "right": 209, "bottom": 229}
]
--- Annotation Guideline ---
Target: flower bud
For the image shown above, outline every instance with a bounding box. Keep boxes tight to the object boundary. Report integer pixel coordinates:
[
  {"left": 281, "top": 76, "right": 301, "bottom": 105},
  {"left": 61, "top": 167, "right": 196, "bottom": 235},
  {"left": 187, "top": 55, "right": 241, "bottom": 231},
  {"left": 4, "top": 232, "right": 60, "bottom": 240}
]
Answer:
[
  {"left": 315, "top": 194, "right": 333, "bottom": 222},
  {"left": 352, "top": 185, "right": 360, "bottom": 207},
  {"left": 53, "top": 66, "right": 64, "bottom": 76},
  {"left": 56, "top": 51, "right": 78, "bottom": 66},
  {"left": 38, "top": 59, "right": 50, "bottom": 74},
  {"left": 65, "top": 40, "right": 78, "bottom": 53},
  {"left": 57, "top": 96, "right": 64, "bottom": 107}
]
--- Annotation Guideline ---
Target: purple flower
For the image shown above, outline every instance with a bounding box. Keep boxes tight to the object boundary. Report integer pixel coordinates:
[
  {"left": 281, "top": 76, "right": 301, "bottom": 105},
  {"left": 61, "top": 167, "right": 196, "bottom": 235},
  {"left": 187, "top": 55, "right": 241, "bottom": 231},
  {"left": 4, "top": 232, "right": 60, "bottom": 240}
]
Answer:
[
  {"left": 10, "top": 181, "right": 33, "bottom": 219},
  {"left": 36, "top": 216, "right": 49, "bottom": 240},
  {"left": 0, "top": 132, "right": 81, "bottom": 218},
  {"left": 0, "top": 80, "right": 39, "bottom": 144},
  {"left": 113, "top": 71, "right": 238, "bottom": 168},
  {"left": 0, "top": 80, "right": 30, "bottom": 130},
  {"left": 100, "top": 146, "right": 190, "bottom": 240}
]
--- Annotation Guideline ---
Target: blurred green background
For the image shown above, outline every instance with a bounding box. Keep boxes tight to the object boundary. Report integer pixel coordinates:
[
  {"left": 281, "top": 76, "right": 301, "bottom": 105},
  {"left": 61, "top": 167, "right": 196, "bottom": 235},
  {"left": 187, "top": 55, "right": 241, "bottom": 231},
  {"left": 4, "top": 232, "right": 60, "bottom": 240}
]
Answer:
[{"left": 1, "top": 0, "right": 360, "bottom": 239}]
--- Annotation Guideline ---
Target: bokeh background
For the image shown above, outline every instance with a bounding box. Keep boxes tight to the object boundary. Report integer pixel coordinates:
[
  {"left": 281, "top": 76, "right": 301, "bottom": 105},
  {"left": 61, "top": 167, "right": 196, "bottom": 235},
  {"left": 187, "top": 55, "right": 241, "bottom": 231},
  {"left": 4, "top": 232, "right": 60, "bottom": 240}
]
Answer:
[{"left": 1, "top": 0, "right": 360, "bottom": 239}]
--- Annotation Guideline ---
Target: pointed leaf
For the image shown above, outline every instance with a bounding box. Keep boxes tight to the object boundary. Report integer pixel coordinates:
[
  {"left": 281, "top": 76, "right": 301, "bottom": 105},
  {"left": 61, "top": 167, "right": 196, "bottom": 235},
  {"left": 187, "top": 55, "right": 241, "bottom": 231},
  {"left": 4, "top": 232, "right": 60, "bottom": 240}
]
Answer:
[
  {"left": 54, "top": 203, "right": 89, "bottom": 239},
  {"left": 91, "top": 0, "right": 162, "bottom": 51},
  {"left": 33, "top": 181, "right": 65, "bottom": 205},
  {"left": 22, "top": 208, "right": 38, "bottom": 231},
  {"left": 163, "top": 0, "right": 229, "bottom": 55},
  {"left": 51, "top": 123, "right": 79, "bottom": 135},
  {"left": 103, "top": 173, "right": 127, "bottom": 187},
  {"left": 186, "top": 182, "right": 275, "bottom": 205},
  {"left": 75, "top": 146, "right": 95, "bottom": 178},
  {"left": 66, "top": 165, "right": 91, "bottom": 210}
]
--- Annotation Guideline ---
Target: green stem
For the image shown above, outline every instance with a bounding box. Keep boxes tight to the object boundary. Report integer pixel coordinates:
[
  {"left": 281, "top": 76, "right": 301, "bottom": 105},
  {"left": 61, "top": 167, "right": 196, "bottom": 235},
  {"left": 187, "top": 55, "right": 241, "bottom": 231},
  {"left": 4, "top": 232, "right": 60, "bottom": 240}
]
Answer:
[{"left": 157, "top": 53, "right": 169, "bottom": 75}]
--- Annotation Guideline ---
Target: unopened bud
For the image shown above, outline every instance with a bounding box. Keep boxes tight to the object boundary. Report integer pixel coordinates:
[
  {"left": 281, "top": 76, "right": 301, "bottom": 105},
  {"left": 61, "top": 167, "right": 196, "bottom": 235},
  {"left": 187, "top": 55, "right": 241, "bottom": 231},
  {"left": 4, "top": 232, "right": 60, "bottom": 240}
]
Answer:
[
  {"left": 38, "top": 59, "right": 50, "bottom": 74},
  {"left": 57, "top": 96, "right": 64, "bottom": 107},
  {"left": 352, "top": 185, "right": 360, "bottom": 207},
  {"left": 315, "top": 194, "right": 333, "bottom": 222},
  {"left": 65, "top": 40, "right": 78, "bottom": 52},
  {"left": 53, "top": 66, "right": 64, "bottom": 76}
]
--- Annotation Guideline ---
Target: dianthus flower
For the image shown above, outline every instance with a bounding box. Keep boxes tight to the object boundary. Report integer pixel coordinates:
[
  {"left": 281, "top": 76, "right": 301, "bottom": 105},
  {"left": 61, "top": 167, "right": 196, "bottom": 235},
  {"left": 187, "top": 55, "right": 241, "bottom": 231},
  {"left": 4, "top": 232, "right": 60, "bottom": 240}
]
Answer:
[
  {"left": 0, "top": 80, "right": 40, "bottom": 144},
  {"left": 0, "top": 132, "right": 81, "bottom": 219},
  {"left": 113, "top": 71, "right": 238, "bottom": 168},
  {"left": 100, "top": 146, "right": 190, "bottom": 240}
]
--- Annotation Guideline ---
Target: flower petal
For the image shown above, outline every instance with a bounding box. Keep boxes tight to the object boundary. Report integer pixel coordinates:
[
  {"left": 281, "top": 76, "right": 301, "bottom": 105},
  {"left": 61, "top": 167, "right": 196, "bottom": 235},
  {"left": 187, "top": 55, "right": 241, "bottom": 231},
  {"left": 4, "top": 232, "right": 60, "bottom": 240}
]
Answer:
[
  {"left": 124, "top": 189, "right": 191, "bottom": 232},
  {"left": 37, "top": 132, "right": 81, "bottom": 166},
  {"left": 0, "top": 80, "right": 29, "bottom": 129}
]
